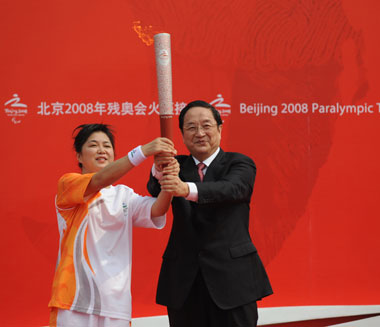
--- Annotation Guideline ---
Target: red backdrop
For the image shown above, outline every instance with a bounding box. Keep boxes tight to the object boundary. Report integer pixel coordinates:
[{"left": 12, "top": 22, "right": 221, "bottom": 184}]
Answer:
[{"left": 1, "top": 0, "right": 380, "bottom": 325}]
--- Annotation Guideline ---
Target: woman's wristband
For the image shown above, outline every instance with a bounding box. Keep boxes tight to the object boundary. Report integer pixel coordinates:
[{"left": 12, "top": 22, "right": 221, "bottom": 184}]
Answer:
[{"left": 128, "top": 145, "right": 147, "bottom": 166}]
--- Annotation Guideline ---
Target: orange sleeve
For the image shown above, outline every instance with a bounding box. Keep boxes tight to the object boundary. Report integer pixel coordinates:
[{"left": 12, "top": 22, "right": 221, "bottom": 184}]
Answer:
[{"left": 56, "top": 173, "right": 95, "bottom": 209}]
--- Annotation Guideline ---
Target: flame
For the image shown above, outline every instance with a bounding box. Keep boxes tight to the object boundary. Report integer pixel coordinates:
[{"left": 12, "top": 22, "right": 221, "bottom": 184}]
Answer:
[{"left": 133, "top": 21, "right": 164, "bottom": 46}]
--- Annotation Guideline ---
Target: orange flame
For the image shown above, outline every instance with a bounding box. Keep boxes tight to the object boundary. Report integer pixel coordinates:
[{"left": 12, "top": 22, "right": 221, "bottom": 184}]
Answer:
[{"left": 133, "top": 21, "right": 165, "bottom": 46}]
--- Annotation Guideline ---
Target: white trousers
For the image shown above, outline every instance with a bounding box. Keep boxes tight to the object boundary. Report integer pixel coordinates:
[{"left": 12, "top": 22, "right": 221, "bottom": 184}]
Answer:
[{"left": 50, "top": 308, "right": 131, "bottom": 327}]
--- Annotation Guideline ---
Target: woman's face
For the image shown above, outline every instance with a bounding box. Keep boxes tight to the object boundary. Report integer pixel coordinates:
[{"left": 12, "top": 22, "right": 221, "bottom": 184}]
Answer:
[{"left": 77, "top": 131, "right": 115, "bottom": 174}]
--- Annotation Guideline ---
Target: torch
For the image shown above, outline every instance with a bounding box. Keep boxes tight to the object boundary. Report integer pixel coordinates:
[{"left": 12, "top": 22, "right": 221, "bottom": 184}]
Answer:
[{"left": 154, "top": 33, "right": 173, "bottom": 140}]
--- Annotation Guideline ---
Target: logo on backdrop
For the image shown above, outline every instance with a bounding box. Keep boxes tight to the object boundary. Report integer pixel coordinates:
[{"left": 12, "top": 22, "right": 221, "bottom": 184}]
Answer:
[
  {"left": 4, "top": 94, "right": 28, "bottom": 124},
  {"left": 210, "top": 94, "right": 231, "bottom": 117}
]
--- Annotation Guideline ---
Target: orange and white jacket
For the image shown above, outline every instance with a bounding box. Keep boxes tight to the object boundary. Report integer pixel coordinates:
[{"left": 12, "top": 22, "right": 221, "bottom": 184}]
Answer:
[{"left": 48, "top": 173, "right": 165, "bottom": 320}]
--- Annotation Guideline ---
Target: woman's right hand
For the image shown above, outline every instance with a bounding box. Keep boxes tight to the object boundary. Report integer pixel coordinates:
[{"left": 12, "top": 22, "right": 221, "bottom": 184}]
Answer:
[{"left": 141, "top": 137, "right": 177, "bottom": 157}]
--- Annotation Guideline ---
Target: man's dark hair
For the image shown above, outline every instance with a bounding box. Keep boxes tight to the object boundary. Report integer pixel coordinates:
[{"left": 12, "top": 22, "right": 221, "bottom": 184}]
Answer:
[
  {"left": 179, "top": 100, "right": 223, "bottom": 132},
  {"left": 73, "top": 124, "right": 115, "bottom": 168}
]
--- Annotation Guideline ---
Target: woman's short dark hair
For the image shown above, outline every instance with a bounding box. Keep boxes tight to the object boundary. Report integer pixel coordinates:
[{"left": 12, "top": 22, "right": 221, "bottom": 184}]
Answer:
[
  {"left": 73, "top": 124, "right": 115, "bottom": 168},
  {"left": 179, "top": 100, "right": 223, "bottom": 132}
]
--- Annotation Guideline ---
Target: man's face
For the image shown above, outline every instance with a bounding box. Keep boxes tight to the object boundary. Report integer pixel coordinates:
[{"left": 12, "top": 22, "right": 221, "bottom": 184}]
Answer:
[{"left": 182, "top": 106, "right": 222, "bottom": 161}]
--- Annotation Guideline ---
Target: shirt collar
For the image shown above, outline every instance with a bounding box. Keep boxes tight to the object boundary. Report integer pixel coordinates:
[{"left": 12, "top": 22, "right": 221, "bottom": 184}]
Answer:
[{"left": 192, "top": 147, "right": 220, "bottom": 167}]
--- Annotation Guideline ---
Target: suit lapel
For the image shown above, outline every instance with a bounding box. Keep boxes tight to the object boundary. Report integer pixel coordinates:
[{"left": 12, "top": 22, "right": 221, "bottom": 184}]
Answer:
[
  {"left": 203, "top": 149, "right": 225, "bottom": 182},
  {"left": 181, "top": 156, "right": 200, "bottom": 182}
]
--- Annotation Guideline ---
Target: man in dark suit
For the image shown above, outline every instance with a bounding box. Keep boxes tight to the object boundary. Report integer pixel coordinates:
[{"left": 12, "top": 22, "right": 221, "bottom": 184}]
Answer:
[{"left": 148, "top": 100, "right": 273, "bottom": 327}]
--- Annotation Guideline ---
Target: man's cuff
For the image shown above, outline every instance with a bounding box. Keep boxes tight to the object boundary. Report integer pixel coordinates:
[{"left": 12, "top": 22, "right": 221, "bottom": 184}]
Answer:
[
  {"left": 185, "top": 182, "right": 198, "bottom": 202},
  {"left": 152, "top": 164, "right": 163, "bottom": 181}
]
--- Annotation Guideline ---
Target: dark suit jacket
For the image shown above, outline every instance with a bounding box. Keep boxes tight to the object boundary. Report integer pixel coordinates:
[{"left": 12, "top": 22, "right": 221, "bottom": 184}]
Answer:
[{"left": 147, "top": 149, "right": 273, "bottom": 310}]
